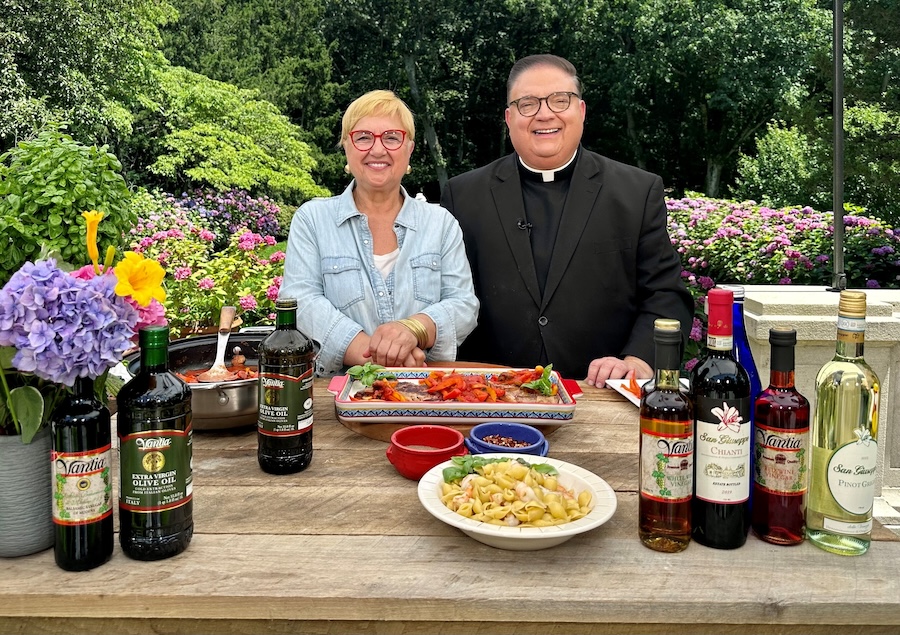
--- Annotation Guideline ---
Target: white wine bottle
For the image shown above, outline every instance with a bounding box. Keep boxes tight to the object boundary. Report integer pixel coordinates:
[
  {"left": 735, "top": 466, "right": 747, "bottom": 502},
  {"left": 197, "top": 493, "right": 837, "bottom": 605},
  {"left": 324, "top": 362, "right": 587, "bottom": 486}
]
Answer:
[{"left": 806, "top": 290, "right": 880, "bottom": 555}]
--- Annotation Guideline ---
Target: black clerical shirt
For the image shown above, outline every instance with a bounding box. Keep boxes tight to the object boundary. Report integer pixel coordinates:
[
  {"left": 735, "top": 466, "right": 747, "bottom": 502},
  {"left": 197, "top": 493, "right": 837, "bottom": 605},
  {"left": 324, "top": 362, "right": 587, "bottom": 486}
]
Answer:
[{"left": 516, "top": 152, "right": 578, "bottom": 296}]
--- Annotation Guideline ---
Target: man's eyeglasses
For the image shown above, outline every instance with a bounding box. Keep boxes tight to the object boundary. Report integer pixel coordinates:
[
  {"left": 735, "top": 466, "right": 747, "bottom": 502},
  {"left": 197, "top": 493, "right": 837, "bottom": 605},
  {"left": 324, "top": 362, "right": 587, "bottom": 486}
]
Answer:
[
  {"left": 508, "top": 91, "right": 580, "bottom": 117},
  {"left": 349, "top": 129, "right": 407, "bottom": 151}
]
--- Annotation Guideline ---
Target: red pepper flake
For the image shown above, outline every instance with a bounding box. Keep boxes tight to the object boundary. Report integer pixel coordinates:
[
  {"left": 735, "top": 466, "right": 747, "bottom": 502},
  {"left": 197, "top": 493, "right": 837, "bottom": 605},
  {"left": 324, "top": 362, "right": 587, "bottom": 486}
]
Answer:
[{"left": 481, "top": 434, "right": 530, "bottom": 448}]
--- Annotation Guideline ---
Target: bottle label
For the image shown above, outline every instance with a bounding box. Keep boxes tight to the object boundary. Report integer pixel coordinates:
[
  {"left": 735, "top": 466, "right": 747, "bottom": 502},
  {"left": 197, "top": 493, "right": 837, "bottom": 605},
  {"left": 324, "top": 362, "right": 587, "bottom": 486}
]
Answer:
[
  {"left": 826, "top": 429, "right": 877, "bottom": 515},
  {"left": 753, "top": 424, "right": 808, "bottom": 495},
  {"left": 836, "top": 316, "right": 866, "bottom": 344},
  {"left": 51, "top": 445, "right": 113, "bottom": 525},
  {"left": 119, "top": 429, "right": 193, "bottom": 513},
  {"left": 639, "top": 428, "right": 693, "bottom": 502},
  {"left": 694, "top": 396, "right": 751, "bottom": 503},
  {"left": 258, "top": 368, "right": 314, "bottom": 437},
  {"left": 707, "top": 334, "right": 733, "bottom": 351}
]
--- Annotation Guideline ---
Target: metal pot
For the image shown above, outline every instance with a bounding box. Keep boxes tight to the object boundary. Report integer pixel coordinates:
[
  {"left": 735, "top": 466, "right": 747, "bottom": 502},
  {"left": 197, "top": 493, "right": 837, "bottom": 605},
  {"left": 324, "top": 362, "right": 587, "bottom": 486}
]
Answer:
[{"left": 122, "top": 332, "right": 268, "bottom": 431}]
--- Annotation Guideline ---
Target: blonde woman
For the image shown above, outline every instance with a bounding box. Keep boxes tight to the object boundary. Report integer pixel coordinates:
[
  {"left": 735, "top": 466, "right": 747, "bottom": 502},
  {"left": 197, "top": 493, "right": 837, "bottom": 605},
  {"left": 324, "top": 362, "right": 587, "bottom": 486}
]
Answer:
[{"left": 281, "top": 90, "right": 479, "bottom": 376}]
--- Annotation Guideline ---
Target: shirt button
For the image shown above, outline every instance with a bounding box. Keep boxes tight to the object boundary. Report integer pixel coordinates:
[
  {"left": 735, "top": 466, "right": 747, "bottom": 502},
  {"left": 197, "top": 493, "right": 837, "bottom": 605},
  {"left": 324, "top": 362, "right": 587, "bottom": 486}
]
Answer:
[
  {"left": 332, "top": 265, "right": 337, "bottom": 270},
  {"left": 364, "top": 239, "right": 369, "bottom": 245},
  {"left": 538, "top": 316, "right": 548, "bottom": 326},
  {"left": 379, "top": 291, "right": 384, "bottom": 297}
]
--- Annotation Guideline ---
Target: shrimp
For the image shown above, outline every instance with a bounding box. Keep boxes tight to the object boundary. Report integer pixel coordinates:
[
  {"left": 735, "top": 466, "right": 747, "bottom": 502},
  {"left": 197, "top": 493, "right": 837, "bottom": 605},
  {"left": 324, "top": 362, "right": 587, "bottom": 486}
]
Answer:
[{"left": 515, "top": 481, "right": 538, "bottom": 503}]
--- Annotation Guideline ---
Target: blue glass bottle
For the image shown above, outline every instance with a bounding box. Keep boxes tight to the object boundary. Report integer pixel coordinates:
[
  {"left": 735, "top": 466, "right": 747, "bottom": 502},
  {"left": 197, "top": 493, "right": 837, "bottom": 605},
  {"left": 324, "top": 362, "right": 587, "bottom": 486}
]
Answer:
[{"left": 718, "top": 285, "right": 762, "bottom": 403}]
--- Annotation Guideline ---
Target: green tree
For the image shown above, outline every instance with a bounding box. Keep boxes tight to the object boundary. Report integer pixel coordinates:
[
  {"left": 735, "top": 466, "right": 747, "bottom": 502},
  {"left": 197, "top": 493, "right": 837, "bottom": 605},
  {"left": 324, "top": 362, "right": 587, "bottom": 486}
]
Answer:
[
  {"left": 0, "top": 0, "right": 175, "bottom": 151},
  {"left": 570, "top": 0, "right": 830, "bottom": 197},
  {"left": 160, "top": 0, "right": 345, "bottom": 193},
  {"left": 122, "top": 65, "right": 330, "bottom": 206}
]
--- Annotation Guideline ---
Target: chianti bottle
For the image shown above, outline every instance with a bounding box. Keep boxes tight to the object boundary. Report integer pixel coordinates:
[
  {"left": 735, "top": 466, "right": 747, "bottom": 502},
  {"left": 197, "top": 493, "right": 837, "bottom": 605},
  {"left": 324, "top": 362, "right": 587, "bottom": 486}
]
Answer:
[
  {"left": 806, "top": 290, "right": 880, "bottom": 556},
  {"left": 257, "top": 298, "right": 317, "bottom": 474},
  {"left": 751, "top": 327, "right": 810, "bottom": 545},
  {"left": 50, "top": 376, "right": 114, "bottom": 571},
  {"left": 690, "top": 287, "right": 752, "bottom": 549},
  {"left": 639, "top": 318, "right": 694, "bottom": 552},
  {"left": 117, "top": 326, "right": 194, "bottom": 560}
]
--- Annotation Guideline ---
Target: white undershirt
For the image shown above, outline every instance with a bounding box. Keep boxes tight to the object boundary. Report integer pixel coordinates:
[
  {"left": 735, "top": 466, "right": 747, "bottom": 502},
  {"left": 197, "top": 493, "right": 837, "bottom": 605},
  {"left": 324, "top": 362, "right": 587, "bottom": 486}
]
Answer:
[{"left": 373, "top": 248, "right": 400, "bottom": 279}]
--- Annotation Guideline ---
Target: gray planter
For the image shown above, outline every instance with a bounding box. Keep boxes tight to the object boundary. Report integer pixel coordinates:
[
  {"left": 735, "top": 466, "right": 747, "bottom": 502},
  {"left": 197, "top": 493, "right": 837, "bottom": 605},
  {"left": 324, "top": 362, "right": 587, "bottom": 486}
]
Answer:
[{"left": 0, "top": 427, "right": 54, "bottom": 557}]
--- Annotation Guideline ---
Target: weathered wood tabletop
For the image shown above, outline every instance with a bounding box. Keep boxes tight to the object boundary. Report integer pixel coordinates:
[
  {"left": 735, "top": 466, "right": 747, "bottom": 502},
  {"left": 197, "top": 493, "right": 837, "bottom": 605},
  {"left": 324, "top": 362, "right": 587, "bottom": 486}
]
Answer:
[{"left": 2, "top": 376, "right": 898, "bottom": 635}]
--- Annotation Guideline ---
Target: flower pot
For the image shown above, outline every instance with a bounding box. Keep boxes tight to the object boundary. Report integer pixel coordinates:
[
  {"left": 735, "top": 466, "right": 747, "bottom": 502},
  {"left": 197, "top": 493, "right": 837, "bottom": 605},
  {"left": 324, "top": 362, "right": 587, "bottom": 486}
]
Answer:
[{"left": 0, "top": 427, "right": 54, "bottom": 557}]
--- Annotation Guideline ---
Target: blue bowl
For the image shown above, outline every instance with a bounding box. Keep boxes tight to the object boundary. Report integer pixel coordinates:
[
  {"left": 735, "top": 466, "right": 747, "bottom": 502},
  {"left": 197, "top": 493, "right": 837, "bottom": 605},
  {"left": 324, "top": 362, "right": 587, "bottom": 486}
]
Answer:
[{"left": 467, "top": 421, "right": 548, "bottom": 456}]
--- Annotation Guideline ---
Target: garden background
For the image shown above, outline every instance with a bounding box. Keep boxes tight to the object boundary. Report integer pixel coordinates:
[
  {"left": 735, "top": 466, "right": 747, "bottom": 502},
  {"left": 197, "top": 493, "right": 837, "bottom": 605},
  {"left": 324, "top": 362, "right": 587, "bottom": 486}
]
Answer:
[{"left": 1, "top": 0, "right": 899, "bottom": 366}]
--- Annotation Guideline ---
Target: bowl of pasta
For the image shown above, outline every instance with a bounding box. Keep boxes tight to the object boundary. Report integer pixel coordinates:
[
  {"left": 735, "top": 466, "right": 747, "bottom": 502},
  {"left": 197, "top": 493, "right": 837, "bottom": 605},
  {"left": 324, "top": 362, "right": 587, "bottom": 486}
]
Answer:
[{"left": 417, "top": 454, "right": 617, "bottom": 550}]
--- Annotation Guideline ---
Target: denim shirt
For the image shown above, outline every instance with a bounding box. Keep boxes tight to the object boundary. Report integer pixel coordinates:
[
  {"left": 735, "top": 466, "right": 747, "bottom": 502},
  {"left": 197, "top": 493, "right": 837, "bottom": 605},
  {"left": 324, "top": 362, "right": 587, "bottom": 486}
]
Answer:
[{"left": 280, "top": 183, "right": 479, "bottom": 376}]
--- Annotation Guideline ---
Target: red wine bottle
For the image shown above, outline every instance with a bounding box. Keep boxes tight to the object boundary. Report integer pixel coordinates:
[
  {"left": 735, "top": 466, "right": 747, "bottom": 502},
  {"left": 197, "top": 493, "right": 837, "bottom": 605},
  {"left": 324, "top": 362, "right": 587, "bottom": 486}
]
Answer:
[
  {"left": 690, "top": 287, "right": 752, "bottom": 549},
  {"left": 751, "top": 327, "right": 810, "bottom": 545}
]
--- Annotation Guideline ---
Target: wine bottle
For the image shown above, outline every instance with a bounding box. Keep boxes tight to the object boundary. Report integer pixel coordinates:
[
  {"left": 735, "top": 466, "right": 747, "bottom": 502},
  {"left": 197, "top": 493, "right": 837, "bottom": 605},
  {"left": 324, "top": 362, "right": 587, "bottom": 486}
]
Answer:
[
  {"left": 257, "top": 298, "right": 317, "bottom": 474},
  {"left": 639, "top": 318, "right": 694, "bottom": 552},
  {"left": 117, "top": 326, "right": 194, "bottom": 560},
  {"left": 690, "top": 287, "right": 752, "bottom": 549},
  {"left": 751, "top": 327, "right": 810, "bottom": 545},
  {"left": 806, "top": 290, "right": 880, "bottom": 556},
  {"left": 50, "top": 375, "right": 114, "bottom": 571}
]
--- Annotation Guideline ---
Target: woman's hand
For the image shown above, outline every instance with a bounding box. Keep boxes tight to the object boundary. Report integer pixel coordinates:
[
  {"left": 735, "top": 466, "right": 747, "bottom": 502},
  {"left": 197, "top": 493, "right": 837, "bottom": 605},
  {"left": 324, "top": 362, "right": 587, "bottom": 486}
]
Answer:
[{"left": 367, "top": 321, "right": 426, "bottom": 367}]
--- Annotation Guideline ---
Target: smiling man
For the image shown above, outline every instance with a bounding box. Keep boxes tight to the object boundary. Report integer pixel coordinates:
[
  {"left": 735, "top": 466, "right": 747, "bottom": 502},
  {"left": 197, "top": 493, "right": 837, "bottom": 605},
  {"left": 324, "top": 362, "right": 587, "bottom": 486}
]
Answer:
[{"left": 440, "top": 54, "right": 693, "bottom": 386}]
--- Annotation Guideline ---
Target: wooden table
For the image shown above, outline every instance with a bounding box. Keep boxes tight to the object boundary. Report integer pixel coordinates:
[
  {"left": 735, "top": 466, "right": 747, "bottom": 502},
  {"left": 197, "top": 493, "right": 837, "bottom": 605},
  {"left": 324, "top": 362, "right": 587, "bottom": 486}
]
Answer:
[{"left": 2, "top": 378, "right": 899, "bottom": 634}]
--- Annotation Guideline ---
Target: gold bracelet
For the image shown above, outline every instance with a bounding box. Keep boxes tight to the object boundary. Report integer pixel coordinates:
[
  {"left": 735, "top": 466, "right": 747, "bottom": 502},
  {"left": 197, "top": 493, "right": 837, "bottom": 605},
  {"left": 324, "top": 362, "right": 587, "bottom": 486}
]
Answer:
[{"left": 396, "top": 318, "right": 428, "bottom": 349}]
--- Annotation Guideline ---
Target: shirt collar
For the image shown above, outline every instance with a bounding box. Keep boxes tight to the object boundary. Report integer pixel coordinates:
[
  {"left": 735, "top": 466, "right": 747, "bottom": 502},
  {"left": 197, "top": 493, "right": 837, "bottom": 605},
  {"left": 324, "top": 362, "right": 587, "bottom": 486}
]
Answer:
[{"left": 517, "top": 149, "right": 579, "bottom": 182}]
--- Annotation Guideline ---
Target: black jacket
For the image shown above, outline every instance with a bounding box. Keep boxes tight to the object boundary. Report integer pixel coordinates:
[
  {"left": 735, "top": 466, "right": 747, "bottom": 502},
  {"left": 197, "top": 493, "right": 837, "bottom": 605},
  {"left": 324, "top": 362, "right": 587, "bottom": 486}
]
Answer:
[{"left": 440, "top": 148, "right": 693, "bottom": 379}]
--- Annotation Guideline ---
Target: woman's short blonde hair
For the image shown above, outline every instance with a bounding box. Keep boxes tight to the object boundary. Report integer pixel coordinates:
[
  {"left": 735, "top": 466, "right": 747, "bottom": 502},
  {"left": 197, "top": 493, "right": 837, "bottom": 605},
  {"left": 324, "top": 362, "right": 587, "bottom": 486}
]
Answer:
[{"left": 340, "top": 90, "right": 416, "bottom": 147}]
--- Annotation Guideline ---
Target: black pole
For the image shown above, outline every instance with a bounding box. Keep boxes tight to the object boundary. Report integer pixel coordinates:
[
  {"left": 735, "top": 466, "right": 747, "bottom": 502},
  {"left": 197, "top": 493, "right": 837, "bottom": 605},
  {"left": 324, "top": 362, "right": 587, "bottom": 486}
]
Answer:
[{"left": 830, "top": 0, "right": 846, "bottom": 291}]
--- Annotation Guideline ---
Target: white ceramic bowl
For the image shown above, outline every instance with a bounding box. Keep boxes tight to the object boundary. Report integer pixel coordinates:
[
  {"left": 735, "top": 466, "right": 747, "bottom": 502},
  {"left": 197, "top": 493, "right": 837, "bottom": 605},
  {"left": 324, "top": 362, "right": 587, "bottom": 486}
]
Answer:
[{"left": 417, "top": 453, "right": 617, "bottom": 551}]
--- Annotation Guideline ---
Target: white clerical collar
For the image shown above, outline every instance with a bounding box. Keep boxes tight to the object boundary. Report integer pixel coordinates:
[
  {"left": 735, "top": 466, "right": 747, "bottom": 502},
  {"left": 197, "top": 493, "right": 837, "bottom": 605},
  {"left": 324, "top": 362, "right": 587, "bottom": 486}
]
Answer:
[{"left": 518, "top": 151, "right": 578, "bottom": 182}]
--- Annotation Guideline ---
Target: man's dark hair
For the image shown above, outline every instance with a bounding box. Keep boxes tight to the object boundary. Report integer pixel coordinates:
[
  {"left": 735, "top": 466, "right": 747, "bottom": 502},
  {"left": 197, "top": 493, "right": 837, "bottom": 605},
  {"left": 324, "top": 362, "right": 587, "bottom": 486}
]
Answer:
[{"left": 506, "top": 54, "right": 583, "bottom": 102}]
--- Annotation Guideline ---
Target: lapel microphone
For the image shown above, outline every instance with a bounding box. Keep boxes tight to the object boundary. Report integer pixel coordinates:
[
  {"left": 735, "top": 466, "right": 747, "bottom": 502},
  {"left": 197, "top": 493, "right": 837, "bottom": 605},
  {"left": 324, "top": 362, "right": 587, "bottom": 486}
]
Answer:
[{"left": 516, "top": 218, "right": 533, "bottom": 231}]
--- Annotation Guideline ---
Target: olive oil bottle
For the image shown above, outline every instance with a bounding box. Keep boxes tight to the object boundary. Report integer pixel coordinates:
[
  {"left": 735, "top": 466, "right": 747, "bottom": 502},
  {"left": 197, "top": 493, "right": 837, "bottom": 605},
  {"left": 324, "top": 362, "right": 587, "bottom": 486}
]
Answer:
[
  {"left": 257, "top": 298, "right": 317, "bottom": 474},
  {"left": 117, "top": 326, "right": 194, "bottom": 560}
]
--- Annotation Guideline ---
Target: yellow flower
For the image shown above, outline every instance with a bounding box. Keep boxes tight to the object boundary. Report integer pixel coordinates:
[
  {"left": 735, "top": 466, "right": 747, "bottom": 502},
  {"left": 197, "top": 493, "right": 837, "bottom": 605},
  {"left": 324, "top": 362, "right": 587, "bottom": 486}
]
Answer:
[
  {"left": 82, "top": 210, "right": 104, "bottom": 273},
  {"left": 114, "top": 251, "right": 167, "bottom": 307}
]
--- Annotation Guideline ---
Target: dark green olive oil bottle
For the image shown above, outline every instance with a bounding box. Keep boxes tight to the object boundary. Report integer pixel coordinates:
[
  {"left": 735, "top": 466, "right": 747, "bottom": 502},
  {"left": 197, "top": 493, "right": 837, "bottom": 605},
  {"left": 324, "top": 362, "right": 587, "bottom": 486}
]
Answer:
[
  {"left": 257, "top": 298, "right": 317, "bottom": 474},
  {"left": 117, "top": 326, "right": 193, "bottom": 560}
]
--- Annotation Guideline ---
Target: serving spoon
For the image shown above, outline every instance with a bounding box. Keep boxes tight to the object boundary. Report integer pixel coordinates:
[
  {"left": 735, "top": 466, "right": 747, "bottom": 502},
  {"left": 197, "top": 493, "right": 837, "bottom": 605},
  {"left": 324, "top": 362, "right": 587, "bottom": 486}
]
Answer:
[{"left": 196, "top": 305, "right": 238, "bottom": 383}]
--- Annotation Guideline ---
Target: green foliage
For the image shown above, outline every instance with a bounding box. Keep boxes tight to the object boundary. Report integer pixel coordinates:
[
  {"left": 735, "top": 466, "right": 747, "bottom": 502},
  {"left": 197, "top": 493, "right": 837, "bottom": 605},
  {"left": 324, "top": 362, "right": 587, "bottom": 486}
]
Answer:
[
  {"left": 0, "top": 126, "right": 135, "bottom": 285},
  {"left": 0, "top": 0, "right": 175, "bottom": 150},
  {"left": 733, "top": 105, "right": 900, "bottom": 227},
  {"left": 133, "top": 66, "right": 329, "bottom": 206},
  {"left": 732, "top": 122, "right": 816, "bottom": 208}
]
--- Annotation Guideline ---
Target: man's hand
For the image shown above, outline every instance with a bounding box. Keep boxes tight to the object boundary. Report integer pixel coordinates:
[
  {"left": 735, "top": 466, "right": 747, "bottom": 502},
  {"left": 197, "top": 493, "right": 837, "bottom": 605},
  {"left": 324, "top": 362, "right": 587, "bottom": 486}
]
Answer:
[{"left": 585, "top": 355, "right": 653, "bottom": 388}]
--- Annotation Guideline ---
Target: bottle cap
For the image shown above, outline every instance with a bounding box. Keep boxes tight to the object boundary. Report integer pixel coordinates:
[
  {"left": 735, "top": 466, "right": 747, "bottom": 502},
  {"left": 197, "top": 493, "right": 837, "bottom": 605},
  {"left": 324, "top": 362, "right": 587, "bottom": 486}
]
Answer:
[
  {"left": 653, "top": 318, "right": 682, "bottom": 344},
  {"left": 139, "top": 325, "right": 170, "bottom": 349},
  {"left": 706, "top": 288, "right": 733, "bottom": 337},
  {"left": 768, "top": 326, "right": 796, "bottom": 346},
  {"left": 275, "top": 297, "right": 298, "bottom": 310},
  {"left": 838, "top": 290, "right": 866, "bottom": 318},
  {"left": 716, "top": 283, "right": 745, "bottom": 299}
]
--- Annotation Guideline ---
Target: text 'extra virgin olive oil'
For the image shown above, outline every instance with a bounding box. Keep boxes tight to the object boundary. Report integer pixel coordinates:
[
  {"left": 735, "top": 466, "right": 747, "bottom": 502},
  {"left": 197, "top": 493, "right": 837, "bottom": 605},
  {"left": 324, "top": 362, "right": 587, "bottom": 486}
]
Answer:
[
  {"left": 117, "top": 326, "right": 193, "bottom": 561},
  {"left": 50, "top": 375, "right": 114, "bottom": 571},
  {"left": 257, "top": 298, "right": 317, "bottom": 474}
]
